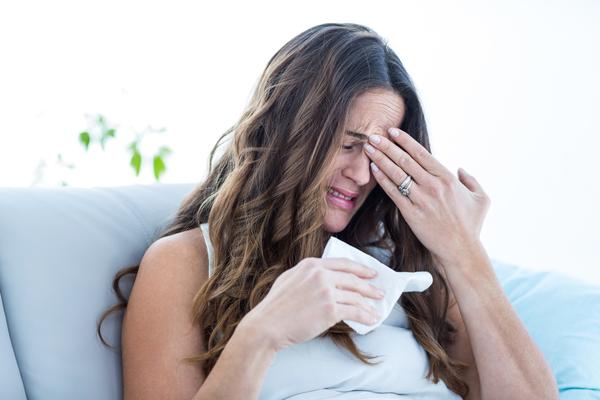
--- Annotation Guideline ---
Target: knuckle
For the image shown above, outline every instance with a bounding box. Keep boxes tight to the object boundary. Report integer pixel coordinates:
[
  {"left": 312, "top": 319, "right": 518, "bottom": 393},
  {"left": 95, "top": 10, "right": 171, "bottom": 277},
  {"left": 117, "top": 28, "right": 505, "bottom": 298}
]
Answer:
[
  {"left": 427, "top": 183, "right": 444, "bottom": 197},
  {"left": 396, "top": 171, "right": 410, "bottom": 186},
  {"left": 415, "top": 147, "right": 429, "bottom": 162},
  {"left": 320, "top": 286, "right": 335, "bottom": 302},
  {"left": 323, "top": 302, "right": 336, "bottom": 318},
  {"left": 313, "top": 268, "right": 328, "bottom": 285},
  {"left": 300, "top": 257, "right": 316, "bottom": 269},
  {"left": 371, "top": 150, "right": 381, "bottom": 161},
  {"left": 441, "top": 173, "right": 455, "bottom": 187},
  {"left": 307, "top": 256, "right": 320, "bottom": 266}
]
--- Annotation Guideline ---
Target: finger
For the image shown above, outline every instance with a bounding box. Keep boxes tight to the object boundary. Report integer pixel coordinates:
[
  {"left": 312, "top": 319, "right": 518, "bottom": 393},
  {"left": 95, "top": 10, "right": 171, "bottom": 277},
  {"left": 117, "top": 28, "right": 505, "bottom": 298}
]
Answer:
[
  {"left": 363, "top": 142, "right": 426, "bottom": 204},
  {"left": 388, "top": 127, "right": 452, "bottom": 178},
  {"left": 369, "top": 161, "right": 415, "bottom": 208},
  {"left": 336, "top": 303, "right": 380, "bottom": 325},
  {"left": 458, "top": 167, "right": 485, "bottom": 194},
  {"left": 365, "top": 135, "right": 431, "bottom": 186},
  {"left": 335, "top": 288, "right": 381, "bottom": 309},
  {"left": 321, "top": 257, "right": 378, "bottom": 279},
  {"left": 331, "top": 269, "right": 385, "bottom": 299}
]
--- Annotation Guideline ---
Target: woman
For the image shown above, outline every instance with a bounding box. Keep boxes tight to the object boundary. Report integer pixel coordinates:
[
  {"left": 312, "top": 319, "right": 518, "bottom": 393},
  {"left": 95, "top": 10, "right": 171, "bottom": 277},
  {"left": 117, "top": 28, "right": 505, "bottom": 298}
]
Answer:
[{"left": 98, "top": 22, "right": 557, "bottom": 399}]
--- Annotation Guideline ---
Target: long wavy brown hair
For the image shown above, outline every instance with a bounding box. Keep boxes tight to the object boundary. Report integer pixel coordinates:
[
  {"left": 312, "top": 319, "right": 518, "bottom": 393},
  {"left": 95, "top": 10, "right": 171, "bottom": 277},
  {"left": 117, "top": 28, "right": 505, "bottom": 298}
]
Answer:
[{"left": 97, "top": 22, "right": 470, "bottom": 397}]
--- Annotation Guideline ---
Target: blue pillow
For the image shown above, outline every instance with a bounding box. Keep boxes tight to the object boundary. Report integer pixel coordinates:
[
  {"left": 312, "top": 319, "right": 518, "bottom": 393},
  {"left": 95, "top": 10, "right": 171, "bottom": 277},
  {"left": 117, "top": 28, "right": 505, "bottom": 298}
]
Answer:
[{"left": 491, "top": 258, "right": 600, "bottom": 399}]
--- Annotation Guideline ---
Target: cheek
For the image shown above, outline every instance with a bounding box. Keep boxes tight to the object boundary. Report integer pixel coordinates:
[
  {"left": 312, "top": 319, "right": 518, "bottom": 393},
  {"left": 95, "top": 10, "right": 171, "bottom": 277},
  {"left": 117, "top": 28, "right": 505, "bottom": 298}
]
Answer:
[{"left": 325, "top": 163, "right": 344, "bottom": 183}]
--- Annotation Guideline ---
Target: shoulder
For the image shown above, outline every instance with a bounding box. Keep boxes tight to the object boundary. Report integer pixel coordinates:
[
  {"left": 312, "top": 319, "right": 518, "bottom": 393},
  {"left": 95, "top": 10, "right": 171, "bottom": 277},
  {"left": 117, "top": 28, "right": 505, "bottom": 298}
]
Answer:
[
  {"left": 121, "top": 227, "right": 210, "bottom": 399},
  {"left": 140, "top": 227, "right": 209, "bottom": 280}
]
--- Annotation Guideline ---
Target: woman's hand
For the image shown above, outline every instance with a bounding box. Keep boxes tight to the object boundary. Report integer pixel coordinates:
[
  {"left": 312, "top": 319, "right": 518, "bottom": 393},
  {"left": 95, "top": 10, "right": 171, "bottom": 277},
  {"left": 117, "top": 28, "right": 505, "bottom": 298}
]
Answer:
[
  {"left": 241, "top": 257, "right": 385, "bottom": 352},
  {"left": 363, "top": 127, "right": 491, "bottom": 269}
]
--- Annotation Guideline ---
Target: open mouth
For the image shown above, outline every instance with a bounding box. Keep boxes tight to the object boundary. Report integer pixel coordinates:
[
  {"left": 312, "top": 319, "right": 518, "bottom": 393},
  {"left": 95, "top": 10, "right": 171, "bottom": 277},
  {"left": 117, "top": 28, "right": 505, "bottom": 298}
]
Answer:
[{"left": 326, "top": 187, "right": 357, "bottom": 210}]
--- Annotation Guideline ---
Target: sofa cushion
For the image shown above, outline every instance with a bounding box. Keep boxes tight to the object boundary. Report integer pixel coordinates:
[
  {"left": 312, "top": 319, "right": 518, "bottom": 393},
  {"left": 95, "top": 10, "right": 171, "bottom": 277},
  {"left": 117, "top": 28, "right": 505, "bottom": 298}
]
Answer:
[
  {"left": 0, "top": 294, "right": 27, "bottom": 399},
  {"left": 492, "top": 259, "right": 600, "bottom": 399},
  {"left": 0, "top": 183, "right": 194, "bottom": 399}
]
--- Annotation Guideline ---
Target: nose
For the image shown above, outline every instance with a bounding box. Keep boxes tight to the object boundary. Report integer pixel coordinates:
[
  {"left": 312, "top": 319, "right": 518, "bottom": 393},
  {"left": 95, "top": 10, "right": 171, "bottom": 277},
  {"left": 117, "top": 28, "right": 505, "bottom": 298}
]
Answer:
[{"left": 342, "top": 151, "right": 372, "bottom": 187}]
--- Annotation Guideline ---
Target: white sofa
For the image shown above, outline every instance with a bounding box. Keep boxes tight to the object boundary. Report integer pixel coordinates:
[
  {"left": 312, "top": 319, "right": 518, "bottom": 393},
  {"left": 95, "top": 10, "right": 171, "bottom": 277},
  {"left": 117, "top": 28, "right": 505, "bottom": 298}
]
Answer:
[
  {"left": 0, "top": 183, "right": 193, "bottom": 399},
  {"left": 1, "top": 183, "right": 598, "bottom": 399}
]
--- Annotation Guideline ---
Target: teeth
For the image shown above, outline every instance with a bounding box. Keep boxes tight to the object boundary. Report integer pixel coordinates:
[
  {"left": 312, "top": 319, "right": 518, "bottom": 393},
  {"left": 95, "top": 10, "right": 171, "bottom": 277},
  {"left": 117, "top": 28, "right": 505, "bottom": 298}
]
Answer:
[{"left": 327, "top": 188, "right": 353, "bottom": 201}]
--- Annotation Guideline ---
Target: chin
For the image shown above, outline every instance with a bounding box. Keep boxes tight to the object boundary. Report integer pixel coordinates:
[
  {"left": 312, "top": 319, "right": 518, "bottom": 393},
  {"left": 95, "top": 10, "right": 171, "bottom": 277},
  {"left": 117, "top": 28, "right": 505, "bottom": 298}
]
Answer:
[
  {"left": 324, "top": 195, "right": 365, "bottom": 233},
  {"left": 324, "top": 221, "right": 347, "bottom": 233},
  {"left": 324, "top": 209, "right": 354, "bottom": 233}
]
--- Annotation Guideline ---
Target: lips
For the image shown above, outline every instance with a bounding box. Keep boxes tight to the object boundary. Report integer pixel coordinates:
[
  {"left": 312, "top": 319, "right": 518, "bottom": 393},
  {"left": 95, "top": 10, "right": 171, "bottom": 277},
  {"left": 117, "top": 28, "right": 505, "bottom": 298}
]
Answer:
[
  {"left": 329, "top": 186, "right": 359, "bottom": 199},
  {"left": 326, "top": 186, "right": 359, "bottom": 210}
]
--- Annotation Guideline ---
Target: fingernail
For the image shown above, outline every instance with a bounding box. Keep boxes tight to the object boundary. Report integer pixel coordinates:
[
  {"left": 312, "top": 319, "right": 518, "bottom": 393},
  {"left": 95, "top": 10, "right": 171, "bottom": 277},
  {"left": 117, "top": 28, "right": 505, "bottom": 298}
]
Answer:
[
  {"left": 364, "top": 143, "right": 375, "bottom": 153},
  {"left": 370, "top": 162, "right": 379, "bottom": 172},
  {"left": 389, "top": 128, "right": 400, "bottom": 137},
  {"left": 368, "top": 134, "right": 381, "bottom": 144}
]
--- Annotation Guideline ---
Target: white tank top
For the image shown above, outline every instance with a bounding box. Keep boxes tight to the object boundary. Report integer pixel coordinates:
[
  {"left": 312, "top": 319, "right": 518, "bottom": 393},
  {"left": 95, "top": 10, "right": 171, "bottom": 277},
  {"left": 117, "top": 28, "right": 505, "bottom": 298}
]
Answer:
[{"left": 199, "top": 223, "right": 461, "bottom": 400}]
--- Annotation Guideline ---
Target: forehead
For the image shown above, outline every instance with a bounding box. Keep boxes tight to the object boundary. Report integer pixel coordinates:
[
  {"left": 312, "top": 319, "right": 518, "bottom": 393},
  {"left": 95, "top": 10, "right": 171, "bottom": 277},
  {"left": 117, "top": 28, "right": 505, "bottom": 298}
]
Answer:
[{"left": 345, "top": 88, "right": 406, "bottom": 139}]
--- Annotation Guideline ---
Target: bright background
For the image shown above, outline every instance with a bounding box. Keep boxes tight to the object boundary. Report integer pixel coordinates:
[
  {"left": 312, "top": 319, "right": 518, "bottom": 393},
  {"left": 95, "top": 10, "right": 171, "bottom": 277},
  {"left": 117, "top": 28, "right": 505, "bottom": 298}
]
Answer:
[{"left": 1, "top": 0, "right": 599, "bottom": 284}]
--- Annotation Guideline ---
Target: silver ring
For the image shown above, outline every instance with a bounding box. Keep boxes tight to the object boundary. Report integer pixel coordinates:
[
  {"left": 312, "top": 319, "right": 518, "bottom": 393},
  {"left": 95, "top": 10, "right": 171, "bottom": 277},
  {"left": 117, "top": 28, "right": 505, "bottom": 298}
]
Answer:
[{"left": 398, "top": 175, "right": 412, "bottom": 197}]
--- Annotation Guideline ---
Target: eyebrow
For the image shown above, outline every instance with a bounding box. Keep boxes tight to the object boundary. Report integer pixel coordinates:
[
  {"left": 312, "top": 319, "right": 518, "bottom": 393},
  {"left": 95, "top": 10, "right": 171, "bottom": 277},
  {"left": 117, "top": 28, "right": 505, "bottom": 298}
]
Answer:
[{"left": 345, "top": 130, "right": 369, "bottom": 141}]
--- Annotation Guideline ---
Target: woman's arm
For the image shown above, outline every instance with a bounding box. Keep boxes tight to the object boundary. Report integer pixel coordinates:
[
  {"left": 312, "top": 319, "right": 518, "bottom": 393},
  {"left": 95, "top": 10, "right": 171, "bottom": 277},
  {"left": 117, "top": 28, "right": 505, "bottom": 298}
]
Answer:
[
  {"left": 362, "top": 129, "right": 557, "bottom": 398},
  {"left": 121, "top": 230, "right": 279, "bottom": 400},
  {"left": 440, "top": 243, "right": 558, "bottom": 400},
  {"left": 446, "top": 293, "right": 482, "bottom": 400},
  {"left": 192, "top": 318, "right": 278, "bottom": 400}
]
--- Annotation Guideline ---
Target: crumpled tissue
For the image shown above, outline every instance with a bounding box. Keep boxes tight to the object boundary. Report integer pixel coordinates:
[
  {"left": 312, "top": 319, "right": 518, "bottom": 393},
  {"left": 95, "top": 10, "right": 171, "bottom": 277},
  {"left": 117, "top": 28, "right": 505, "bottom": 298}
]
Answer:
[{"left": 322, "top": 236, "right": 433, "bottom": 335}]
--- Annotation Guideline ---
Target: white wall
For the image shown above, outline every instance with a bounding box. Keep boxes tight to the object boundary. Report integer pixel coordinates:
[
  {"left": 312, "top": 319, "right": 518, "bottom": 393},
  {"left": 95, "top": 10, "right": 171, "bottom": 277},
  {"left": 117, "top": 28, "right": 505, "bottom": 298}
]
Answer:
[{"left": 1, "top": 0, "right": 598, "bottom": 284}]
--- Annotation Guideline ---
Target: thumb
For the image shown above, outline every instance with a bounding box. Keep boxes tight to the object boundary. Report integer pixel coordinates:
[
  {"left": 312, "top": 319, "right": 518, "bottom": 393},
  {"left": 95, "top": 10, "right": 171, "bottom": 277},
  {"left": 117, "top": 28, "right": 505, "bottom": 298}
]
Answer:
[{"left": 457, "top": 167, "right": 483, "bottom": 193}]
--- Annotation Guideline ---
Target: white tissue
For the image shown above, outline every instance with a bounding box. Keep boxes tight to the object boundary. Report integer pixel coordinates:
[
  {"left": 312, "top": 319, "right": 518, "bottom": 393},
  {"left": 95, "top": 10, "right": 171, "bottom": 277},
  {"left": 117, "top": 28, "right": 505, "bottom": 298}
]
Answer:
[{"left": 321, "top": 236, "right": 433, "bottom": 335}]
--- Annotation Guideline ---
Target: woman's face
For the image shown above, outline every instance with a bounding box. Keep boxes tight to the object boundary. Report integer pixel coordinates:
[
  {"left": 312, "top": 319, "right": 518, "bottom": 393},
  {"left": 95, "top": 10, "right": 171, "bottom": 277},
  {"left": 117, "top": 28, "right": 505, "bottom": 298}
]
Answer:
[{"left": 324, "top": 88, "right": 405, "bottom": 233}]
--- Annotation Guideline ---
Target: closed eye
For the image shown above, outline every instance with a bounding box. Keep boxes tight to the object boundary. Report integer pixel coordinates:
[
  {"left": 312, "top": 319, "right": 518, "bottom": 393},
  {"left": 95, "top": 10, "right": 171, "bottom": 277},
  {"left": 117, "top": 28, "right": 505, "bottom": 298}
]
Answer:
[{"left": 342, "top": 142, "right": 360, "bottom": 151}]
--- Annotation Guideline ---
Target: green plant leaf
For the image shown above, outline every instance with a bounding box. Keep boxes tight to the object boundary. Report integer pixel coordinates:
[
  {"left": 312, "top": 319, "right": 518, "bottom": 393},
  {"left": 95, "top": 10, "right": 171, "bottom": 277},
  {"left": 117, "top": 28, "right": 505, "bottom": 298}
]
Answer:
[
  {"left": 130, "top": 151, "right": 142, "bottom": 176},
  {"left": 99, "top": 128, "right": 115, "bottom": 150},
  {"left": 153, "top": 155, "right": 166, "bottom": 181},
  {"left": 79, "top": 131, "right": 90, "bottom": 151}
]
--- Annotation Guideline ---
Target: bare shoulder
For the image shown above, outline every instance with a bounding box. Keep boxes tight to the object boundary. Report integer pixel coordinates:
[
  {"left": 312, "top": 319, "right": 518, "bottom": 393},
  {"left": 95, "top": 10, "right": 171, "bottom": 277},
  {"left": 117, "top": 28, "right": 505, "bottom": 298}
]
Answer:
[
  {"left": 145, "top": 228, "right": 208, "bottom": 274},
  {"left": 131, "top": 228, "right": 210, "bottom": 303},
  {"left": 122, "top": 227, "right": 209, "bottom": 400}
]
